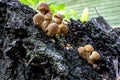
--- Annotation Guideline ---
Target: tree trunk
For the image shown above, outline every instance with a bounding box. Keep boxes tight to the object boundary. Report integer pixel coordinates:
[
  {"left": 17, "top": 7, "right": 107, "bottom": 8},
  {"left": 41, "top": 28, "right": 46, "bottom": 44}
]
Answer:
[{"left": 0, "top": 0, "right": 119, "bottom": 80}]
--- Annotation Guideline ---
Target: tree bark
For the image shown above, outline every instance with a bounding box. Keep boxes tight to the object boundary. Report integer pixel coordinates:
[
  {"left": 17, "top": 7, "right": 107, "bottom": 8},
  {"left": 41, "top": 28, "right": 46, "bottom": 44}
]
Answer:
[{"left": 0, "top": 0, "right": 119, "bottom": 80}]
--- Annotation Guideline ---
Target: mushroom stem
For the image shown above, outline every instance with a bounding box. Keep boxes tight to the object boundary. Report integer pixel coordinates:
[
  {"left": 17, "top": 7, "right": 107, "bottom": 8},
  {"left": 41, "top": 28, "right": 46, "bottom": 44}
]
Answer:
[
  {"left": 43, "top": 20, "right": 51, "bottom": 28},
  {"left": 82, "top": 53, "right": 86, "bottom": 58},
  {"left": 38, "top": 24, "right": 47, "bottom": 33},
  {"left": 88, "top": 55, "right": 94, "bottom": 64},
  {"left": 46, "top": 31, "right": 54, "bottom": 37},
  {"left": 86, "top": 51, "right": 92, "bottom": 60},
  {"left": 41, "top": 10, "right": 46, "bottom": 15}
]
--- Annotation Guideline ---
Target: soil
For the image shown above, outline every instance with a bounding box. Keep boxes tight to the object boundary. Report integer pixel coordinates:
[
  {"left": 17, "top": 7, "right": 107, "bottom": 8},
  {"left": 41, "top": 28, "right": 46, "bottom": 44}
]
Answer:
[{"left": 0, "top": 0, "right": 120, "bottom": 80}]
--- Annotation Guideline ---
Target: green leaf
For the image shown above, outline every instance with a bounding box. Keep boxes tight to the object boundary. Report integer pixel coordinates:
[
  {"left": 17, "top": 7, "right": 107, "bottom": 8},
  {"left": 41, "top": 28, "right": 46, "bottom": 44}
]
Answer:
[
  {"left": 19, "top": 0, "right": 68, "bottom": 20},
  {"left": 70, "top": 9, "right": 78, "bottom": 19},
  {"left": 64, "top": 13, "right": 70, "bottom": 19},
  {"left": 48, "top": 2, "right": 56, "bottom": 5},
  {"left": 80, "top": 7, "right": 89, "bottom": 23},
  {"left": 19, "top": 0, "right": 29, "bottom": 5},
  {"left": 49, "top": 5, "right": 56, "bottom": 14},
  {"left": 55, "top": 4, "right": 65, "bottom": 10},
  {"left": 49, "top": 3, "right": 65, "bottom": 14}
]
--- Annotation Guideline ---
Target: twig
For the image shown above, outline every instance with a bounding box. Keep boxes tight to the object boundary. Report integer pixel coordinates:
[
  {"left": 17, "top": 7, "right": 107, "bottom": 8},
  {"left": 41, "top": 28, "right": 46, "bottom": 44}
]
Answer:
[{"left": 94, "top": 7, "right": 100, "bottom": 16}]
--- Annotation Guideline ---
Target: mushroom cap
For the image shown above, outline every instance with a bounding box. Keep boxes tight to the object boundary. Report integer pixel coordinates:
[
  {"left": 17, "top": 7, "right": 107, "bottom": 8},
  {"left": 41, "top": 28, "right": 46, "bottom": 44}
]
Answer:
[
  {"left": 44, "top": 11, "right": 52, "bottom": 21},
  {"left": 91, "top": 51, "right": 100, "bottom": 60},
  {"left": 37, "top": 2, "right": 50, "bottom": 11},
  {"left": 58, "top": 24, "right": 68, "bottom": 34},
  {"left": 78, "top": 47, "right": 85, "bottom": 54},
  {"left": 78, "top": 47, "right": 86, "bottom": 58},
  {"left": 84, "top": 44, "right": 94, "bottom": 52},
  {"left": 33, "top": 13, "right": 44, "bottom": 25},
  {"left": 54, "top": 13, "right": 63, "bottom": 21},
  {"left": 47, "top": 23, "right": 59, "bottom": 34}
]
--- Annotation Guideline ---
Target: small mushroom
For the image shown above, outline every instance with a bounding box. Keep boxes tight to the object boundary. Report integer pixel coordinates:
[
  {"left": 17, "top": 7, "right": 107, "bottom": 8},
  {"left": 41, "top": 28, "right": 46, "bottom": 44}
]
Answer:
[
  {"left": 37, "top": 2, "right": 50, "bottom": 15},
  {"left": 33, "top": 13, "right": 44, "bottom": 25},
  {"left": 43, "top": 11, "right": 53, "bottom": 27},
  {"left": 33, "top": 13, "right": 47, "bottom": 32},
  {"left": 78, "top": 47, "right": 86, "bottom": 58},
  {"left": 58, "top": 23, "right": 68, "bottom": 34},
  {"left": 66, "top": 43, "right": 73, "bottom": 50},
  {"left": 91, "top": 51, "right": 100, "bottom": 60},
  {"left": 84, "top": 44, "right": 94, "bottom": 52},
  {"left": 46, "top": 22, "right": 60, "bottom": 37},
  {"left": 88, "top": 51, "right": 100, "bottom": 64},
  {"left": 84, "top": 44, "right": 94, "bottom": 60},
  {"left": 53, "top": 13, "right": 63, "bottom": 24}
]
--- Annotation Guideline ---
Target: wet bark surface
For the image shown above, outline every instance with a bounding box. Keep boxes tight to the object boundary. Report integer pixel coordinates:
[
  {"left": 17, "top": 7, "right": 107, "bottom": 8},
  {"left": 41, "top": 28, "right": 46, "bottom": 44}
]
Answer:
[{"left": 0, "top": 0, "right": 120, "bottom": 80}]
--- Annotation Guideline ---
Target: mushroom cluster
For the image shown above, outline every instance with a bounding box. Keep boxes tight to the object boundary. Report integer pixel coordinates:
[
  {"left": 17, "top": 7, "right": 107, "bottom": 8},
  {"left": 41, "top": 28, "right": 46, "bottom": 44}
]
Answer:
[
  {"left": 33, "top": 2, "right": 68, "bottom": 37},
  {"left": 77, "top": 44, "right": 100, "bottom": 66}
]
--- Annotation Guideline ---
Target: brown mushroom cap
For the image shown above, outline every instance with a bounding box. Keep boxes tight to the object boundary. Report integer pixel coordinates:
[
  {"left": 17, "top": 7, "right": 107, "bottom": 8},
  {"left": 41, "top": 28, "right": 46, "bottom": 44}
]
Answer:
[
  {"left": 46, "top": 23, "right": 59, "bottom": 34},
  {"left": 78, "top": 47, "right": 85, "bottom": 54},
  {"left": 78, "top": 47, "right": 86, "bottom": 58},
  {"left": 84, "top": 44, "right": 94, "bottom": 52},
  {"left": 37, "top": 2, "right": 50, "bottom": 12},
  {"left": 58, "top": 24, "right": 68, "bottom": 34},
  {"left": 33, "top": 13, "right": 44, "bottom": 25},
  {"left": 54, "top": 13, "right": 63, "bottom": 21},
  {"left": 91, "top": 51, "right": 100, "bottom": 60},
  {"left": 44, "top": 11, "right": 52, "bottom": 21}
]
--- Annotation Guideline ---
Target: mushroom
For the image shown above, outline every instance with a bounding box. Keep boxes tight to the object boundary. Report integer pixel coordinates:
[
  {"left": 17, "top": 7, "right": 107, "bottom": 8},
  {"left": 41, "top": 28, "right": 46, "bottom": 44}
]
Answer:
[
  {"left": 37, "top": 2, "right": 50, "bottom": 15},
  {"left": 88, "top": 51, "right": 100, "bottom": 64},
  {"left": 66, "top": 43, "right": 73, "bottom": 50},
  {"left": 33, "top": 13, "right": 44, "bottom": 25},
  {"left": 58, "top": 23, "right": 68, "bottom": 34},
  {"left": 46, "top": 22, "right": 60, "bottom": 37},
  {"left": 33, "top": 13, "right": 47, "bottom": 33},
  {"left": 78, "top": 47, "right": 86, "bottom": 58},
  {"left": 84, "top": 44, "right": 94, "bottom": 60},
  {"left": 53, "top": 13, "right": 63, "bottom": 24},
  {"left": 43, "top": 11, "right": 53, "bottom": 28},
  {"left": 91, "top": 51, "right": 100, "bottom": 60}
]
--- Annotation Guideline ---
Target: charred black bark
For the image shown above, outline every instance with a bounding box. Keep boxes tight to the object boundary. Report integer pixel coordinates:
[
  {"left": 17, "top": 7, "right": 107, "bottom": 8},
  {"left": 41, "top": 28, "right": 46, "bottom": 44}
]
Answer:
[{"left": 0, "top": 0, "right": 119, "bottom": 80}]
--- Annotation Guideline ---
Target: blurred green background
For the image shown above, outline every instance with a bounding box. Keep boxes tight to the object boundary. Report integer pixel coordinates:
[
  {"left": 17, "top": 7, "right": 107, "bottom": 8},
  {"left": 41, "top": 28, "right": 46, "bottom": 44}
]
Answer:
[{"left": 19, "top": 0, "right": 120, "bottom": 27}]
